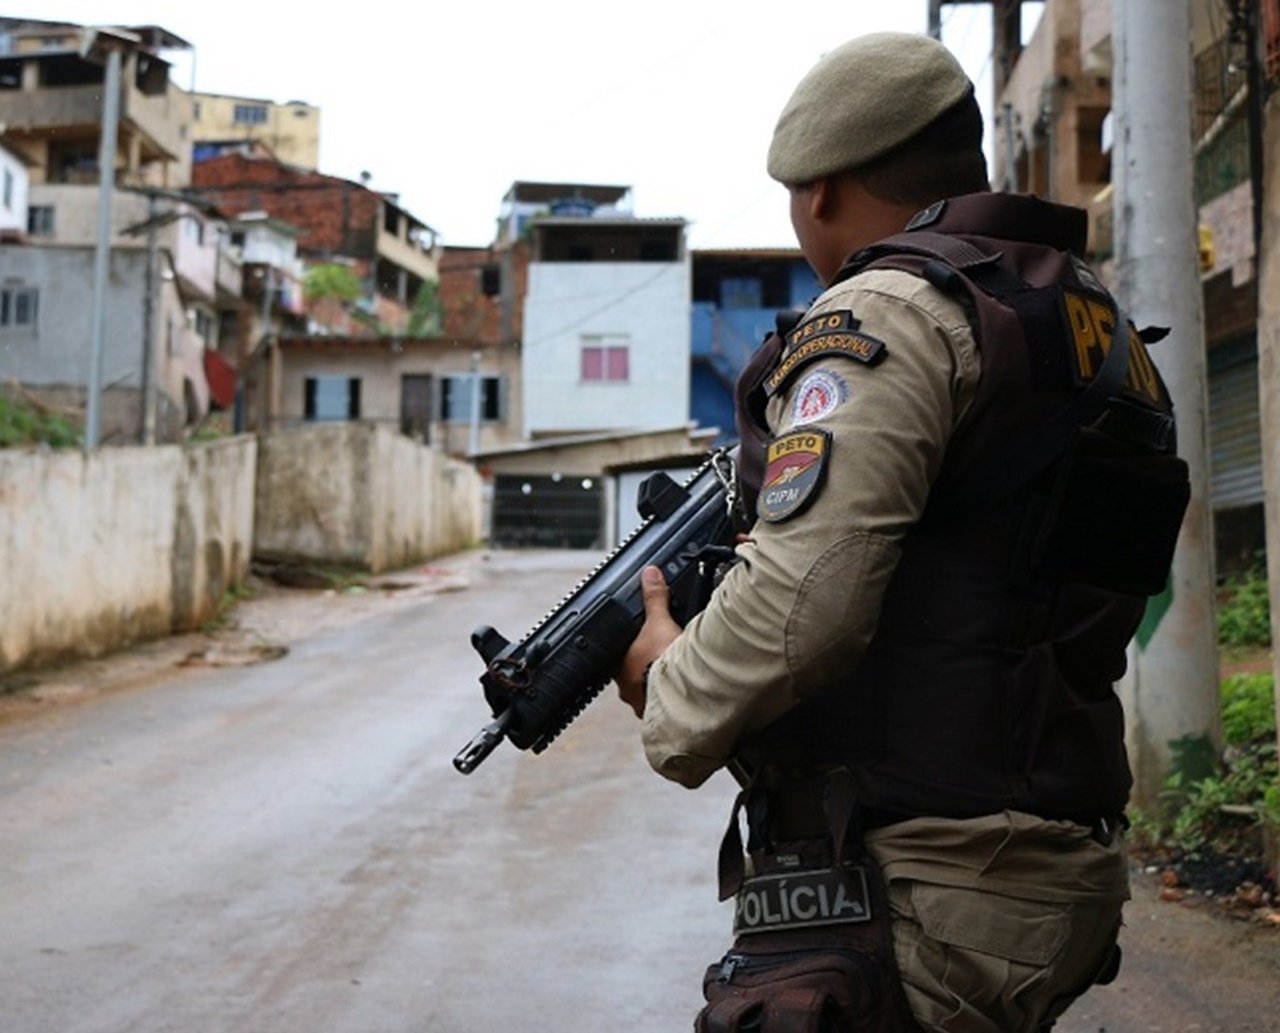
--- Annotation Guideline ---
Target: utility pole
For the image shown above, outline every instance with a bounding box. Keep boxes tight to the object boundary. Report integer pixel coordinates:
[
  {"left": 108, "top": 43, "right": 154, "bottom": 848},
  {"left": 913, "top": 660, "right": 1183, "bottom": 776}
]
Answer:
[
  {"left": 1113, "top": 0, "right": 1222, "bottom": 808},
  {"left": 139, "top": 191, "right": 158, "bottom": 445},
  {"left": 1002, "top": 100, "right": 1019, "bottom": 191},
  {"left": 85, "top": 44, "right": 123, "bottom": 449},
  {"left": 468, "top": 350, "right": 483, "bottom": 456},
  {"left": 926, "top": 0, "right": 1025, "bottom": 95},
  {"left": 1251, "top": 1, "right": 1280, "bottom": 797},
  {"left": 927, "top": 0, "right": 1028, "bottom": 189}
]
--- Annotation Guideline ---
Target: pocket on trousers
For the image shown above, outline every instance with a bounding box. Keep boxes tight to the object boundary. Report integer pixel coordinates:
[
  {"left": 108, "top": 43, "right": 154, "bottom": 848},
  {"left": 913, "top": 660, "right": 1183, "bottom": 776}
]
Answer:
[
  {"left": 909, "top": 883, "right": 1070, "bottom": 967},
  {"left": 697, "top": 947, "right": 884, "bottom": 1033}
]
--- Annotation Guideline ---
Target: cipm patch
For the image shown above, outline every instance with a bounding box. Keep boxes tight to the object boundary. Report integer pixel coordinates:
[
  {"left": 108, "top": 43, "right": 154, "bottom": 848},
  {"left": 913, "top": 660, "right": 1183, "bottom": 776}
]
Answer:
[
  {"left": 758, "top": 429, "right": 831, "bottom": 523},
  {"left": 734, "top": 865, "right": 872, "bottom": 936}
]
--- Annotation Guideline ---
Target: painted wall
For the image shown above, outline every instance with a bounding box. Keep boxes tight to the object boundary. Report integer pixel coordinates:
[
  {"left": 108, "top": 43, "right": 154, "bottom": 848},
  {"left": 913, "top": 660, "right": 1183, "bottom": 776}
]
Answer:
[
  {"left": 522, "top": 260, "right": 690, "bottom": 436},
  {"left": 0, "top": 244, "right": 209, "bottom": 437},
  {"left": 254, "top": 422, "right": 481, "bottom": 572},
  {"left": 274, "top": 337, "right": 523, "bottom": 454},
  {"left": 190, "top": 93, "right": 321, "bottom": 171},
  {"left": 0, "top": 145, "right": 28, "bottom": 233},
  {"left": 0, "top": 437, "right": 256, "bottom": 675}
]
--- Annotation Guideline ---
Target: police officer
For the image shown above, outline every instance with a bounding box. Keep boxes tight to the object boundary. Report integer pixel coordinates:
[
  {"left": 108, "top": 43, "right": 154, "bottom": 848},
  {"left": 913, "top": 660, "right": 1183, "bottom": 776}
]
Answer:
[{"left": 617, "top": 31, "right": 1187, "bottom": 1033}]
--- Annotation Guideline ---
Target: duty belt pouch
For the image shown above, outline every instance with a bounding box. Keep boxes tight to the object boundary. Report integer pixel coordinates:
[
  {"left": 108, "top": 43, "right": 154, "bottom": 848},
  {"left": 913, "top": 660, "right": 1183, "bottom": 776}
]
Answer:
[
  {"left": 696, "top": 851, "right": 923, "bottom": 1033},
  {"left": 1029, "top": 426, "right": 1190, "bottom": 597}
]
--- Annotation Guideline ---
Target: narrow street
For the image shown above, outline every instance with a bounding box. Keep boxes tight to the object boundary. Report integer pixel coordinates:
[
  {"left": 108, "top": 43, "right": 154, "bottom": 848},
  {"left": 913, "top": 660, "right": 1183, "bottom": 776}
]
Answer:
[{"left": 1, "top": 549, "right": 1277, "bottom": 1032}]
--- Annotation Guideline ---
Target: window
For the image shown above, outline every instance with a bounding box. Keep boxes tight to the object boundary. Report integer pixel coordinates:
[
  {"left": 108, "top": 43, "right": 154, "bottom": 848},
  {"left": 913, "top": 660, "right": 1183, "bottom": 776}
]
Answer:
[
  {"left": 183, "top": 217, "right": 204, "bottom": 246},
  {"left": 720, "top": 277, "right": 762, "bottom": 310},
  {"left": 0, "top": 287, "right": 38, "bottom": 330},
  {"left": 27, "top": 205, "right": 54, "bottom": 236},
  {"left": 194, "top": 309, "right": 215, "bottom": 347},
  {"left": 440, "top": 374, "right": 503, "bottom": 423},
  {"left": 581, "top": 335, "right": 629, "bottom": 382},
  {"left": 304, "top": 376, "right": 361, "bottom": 421},
  {"left": 233, "top": 104, "right": 269, "bottom": 125},
  {"left": 2, "top": 167, "right": 11, "bottom": 211}
]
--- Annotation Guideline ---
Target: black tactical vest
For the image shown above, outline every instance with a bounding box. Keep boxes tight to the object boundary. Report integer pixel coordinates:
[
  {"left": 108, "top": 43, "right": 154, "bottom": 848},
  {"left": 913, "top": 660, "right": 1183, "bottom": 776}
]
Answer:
[{"left": 735, "top": 192, "right": 1190, "bottom": 822}]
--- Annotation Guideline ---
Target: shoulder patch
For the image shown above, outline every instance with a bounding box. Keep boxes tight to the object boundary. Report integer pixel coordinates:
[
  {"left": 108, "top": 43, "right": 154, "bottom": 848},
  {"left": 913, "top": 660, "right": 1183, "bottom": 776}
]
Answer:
[
  {"left": 765, "top": 311, "right": 887, "bottom": 397},
  {"left": 758, "top": 429, "right": 831, "bottom": 523},
  {"left": 790, "top": 368, "right": 848, "bottom": 426}
]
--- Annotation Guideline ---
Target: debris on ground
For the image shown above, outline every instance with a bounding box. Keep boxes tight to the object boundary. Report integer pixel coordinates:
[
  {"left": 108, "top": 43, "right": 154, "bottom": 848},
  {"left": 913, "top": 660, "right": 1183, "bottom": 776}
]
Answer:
[{"left": 1139, "top": 844, "right": 1278, "bottom": 925}]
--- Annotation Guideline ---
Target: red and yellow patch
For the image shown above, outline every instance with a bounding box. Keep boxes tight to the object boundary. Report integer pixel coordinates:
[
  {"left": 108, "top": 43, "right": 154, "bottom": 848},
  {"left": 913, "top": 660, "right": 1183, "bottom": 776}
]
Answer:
[{"left": 758, "top": 430, "right": 831, "bottom": 523}]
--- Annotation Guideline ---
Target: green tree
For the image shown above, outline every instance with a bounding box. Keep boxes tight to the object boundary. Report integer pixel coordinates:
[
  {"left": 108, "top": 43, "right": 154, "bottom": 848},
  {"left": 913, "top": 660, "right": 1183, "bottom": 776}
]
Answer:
[
  {"left": 304, "top": 263, "right": 363, "bottom": 304},
  {"left": 407, "top": 279, "right": 442, "bottom": 337}
]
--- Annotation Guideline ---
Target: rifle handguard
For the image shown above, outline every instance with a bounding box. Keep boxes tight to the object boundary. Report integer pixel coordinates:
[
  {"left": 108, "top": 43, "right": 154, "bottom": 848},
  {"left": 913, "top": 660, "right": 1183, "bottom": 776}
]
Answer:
[{"left": 452, "top": 449, "right": 739, "bottom": 774}]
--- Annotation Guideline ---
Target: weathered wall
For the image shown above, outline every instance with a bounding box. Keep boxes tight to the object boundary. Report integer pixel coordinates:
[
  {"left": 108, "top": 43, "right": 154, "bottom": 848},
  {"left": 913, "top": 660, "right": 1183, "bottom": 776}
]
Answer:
[
  {"left": 0, "top": 244, "right": 209, "bottom": 441},
  {"left": 0, "top": 437, "right": 257, "bottom": 675},
  {"left": 254, "top": 422, "right": 481, "bottom": 572}
]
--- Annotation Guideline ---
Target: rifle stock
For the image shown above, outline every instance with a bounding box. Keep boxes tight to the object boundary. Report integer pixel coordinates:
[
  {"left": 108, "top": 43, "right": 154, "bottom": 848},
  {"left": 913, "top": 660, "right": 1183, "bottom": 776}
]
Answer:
[{"left": 453, "top": 449, "right": 738, "bottom": 774}]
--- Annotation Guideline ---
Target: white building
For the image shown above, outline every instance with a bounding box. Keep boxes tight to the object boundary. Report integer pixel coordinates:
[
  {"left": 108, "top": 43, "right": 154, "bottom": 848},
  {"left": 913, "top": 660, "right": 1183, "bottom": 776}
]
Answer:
[
  {"left": 0, "top": 141, "right": 29, "bottom": 235},
  {"left": 521, "top": 207, "right": 690, "bottom": 439}
]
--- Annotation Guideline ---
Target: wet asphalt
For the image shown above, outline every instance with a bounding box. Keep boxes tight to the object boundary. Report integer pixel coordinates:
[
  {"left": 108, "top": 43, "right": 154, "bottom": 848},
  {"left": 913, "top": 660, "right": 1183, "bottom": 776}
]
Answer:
[
  {"left": 0, "top": 550, "right": 737, "bottom": 1032},
  {"left": 3, "top": 548, "right": 1278, "bottom": 1032}
]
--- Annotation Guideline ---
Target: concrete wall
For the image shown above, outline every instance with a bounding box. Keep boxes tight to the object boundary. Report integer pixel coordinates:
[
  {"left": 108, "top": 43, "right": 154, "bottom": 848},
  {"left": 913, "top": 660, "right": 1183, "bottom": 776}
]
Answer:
[
  {"left": 0, "top": 243, "right": 209, "bottom": 439},
  {"left": 254, "top": 422, "right": 481, "bottom": 572},
  {"left": 0, "top": 436, "right": 256, "bottom": 675}
]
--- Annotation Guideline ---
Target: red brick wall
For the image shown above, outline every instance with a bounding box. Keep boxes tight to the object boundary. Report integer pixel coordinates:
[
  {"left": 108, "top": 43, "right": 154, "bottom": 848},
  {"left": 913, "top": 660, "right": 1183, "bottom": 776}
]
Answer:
[
  {"left": 193, "top": 154, "right": 381, "bottom": 257},
  {"left": 439, "top": 242, "right": 528, "bottom": 345}
]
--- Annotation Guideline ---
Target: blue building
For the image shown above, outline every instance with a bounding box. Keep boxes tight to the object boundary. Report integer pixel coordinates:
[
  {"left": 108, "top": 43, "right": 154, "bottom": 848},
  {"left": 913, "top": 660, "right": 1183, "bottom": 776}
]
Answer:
[{"left": 689, "top": 249, "right": 821, "bottom": 442}]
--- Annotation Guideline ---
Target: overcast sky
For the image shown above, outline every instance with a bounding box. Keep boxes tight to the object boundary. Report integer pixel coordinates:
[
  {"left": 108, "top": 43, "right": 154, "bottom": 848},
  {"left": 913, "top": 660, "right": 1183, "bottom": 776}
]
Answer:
[{"left": 28, "top": 1, "right": 1042, "bottom": 249}]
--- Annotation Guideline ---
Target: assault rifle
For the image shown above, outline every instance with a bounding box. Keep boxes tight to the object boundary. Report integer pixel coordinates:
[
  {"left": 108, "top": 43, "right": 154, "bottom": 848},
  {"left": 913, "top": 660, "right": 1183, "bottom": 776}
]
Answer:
[{"left": 453, "top": 449, "right": 739, "bottom": 775}]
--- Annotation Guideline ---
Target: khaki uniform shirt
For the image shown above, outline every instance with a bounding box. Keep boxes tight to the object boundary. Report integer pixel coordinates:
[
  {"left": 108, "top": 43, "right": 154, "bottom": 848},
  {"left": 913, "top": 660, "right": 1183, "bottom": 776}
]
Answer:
[{"left": 642, "top": 269, "right": 981, "bottom": 787}]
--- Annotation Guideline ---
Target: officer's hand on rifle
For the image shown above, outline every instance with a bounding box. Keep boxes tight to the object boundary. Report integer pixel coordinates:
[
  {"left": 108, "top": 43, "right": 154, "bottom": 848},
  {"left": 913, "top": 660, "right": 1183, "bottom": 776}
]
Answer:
[{"left": 616, "top": 565, "right": 682, "bottom": 719}]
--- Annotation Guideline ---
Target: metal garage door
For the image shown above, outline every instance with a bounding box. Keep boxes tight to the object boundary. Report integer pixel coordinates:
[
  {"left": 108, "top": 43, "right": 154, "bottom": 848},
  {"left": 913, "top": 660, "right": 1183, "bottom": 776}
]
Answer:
[
  {"left": 491, "top": 474, "right": 605, "bottom": 549},
  {"left": 1207, "top": 336, "right": 1263, "bottom": 510}
]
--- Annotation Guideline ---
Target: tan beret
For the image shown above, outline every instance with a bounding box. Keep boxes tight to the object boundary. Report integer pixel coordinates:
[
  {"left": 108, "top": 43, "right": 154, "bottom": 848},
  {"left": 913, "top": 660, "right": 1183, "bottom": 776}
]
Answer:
[{"left": 767, "top": 32, "right": 973, "bottom": 184}]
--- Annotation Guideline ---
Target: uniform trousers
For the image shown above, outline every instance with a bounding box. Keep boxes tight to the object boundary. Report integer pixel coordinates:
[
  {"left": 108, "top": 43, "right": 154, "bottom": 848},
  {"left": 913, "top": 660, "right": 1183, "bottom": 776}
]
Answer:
[{"left": 864, "top": 811, "right": 1128, "bottom": 1033}]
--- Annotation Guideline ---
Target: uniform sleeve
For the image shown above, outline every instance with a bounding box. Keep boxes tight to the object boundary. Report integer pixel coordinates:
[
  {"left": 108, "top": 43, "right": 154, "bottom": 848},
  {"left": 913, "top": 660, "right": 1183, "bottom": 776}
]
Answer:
[{"left": 641, "top": 270, "right": 980, "bottom": 788}]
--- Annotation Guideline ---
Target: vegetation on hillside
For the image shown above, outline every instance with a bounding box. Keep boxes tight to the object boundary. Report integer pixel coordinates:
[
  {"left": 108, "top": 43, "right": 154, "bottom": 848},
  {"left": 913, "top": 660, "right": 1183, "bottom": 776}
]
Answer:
[{"left": 0, "top": 394, "right": 79, "bottom": 449}]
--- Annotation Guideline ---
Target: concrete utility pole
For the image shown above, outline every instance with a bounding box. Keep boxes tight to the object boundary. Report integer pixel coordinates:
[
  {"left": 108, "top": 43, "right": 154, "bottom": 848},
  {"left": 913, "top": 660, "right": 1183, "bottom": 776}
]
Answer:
[
  {"left": 1113, "top": 0, "right": 1222, "bottom": 808},
  {"left": 468, "top": 350, "right": 483, "bottom": 456},
  {"left": 1253, "top": 9, "right": 1280, "bottom": 790},
  {"left": 85, "top": 44, "right": 123, "bottom": 449},
  {"left": 139, "top": 191, "right": 158, "bottom": 445}
]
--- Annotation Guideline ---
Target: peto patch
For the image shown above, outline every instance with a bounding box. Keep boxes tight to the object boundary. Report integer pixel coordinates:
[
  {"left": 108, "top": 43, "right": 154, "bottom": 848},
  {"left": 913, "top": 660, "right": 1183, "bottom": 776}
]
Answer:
[
  {"left": 758, "top": 429, "right": 831, "bottom": 523},
  {"left": 764, "top": 310, "right": 887, "bottom": 397}
]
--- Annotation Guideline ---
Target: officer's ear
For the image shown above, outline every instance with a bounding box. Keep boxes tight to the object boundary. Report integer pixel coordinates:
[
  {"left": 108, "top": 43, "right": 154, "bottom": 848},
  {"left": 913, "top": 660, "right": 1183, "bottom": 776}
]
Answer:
[{"left": 807, "top": 177, "right": 837, "bottom": 223}]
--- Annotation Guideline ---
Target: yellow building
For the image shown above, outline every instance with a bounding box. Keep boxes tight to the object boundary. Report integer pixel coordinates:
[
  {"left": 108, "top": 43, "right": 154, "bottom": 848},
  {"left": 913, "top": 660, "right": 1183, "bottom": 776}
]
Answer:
[{"left": 191, "top": 92, "right": 320, "bottom": 170}]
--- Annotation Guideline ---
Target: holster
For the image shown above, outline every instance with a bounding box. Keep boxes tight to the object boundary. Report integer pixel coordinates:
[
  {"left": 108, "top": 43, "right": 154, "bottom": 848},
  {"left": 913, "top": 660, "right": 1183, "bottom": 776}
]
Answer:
[{"left": 696, "top": 771, "right": 925, "bottom": 1033}]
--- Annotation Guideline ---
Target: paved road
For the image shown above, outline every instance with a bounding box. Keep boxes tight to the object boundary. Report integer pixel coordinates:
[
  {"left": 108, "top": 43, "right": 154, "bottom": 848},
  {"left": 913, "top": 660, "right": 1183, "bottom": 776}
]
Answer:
[
  {"left": 2, "top": 549, "right": 1277, "bottom": 1032},
  {"left": 0, "top": 551, "right": 737, "bottom": 1032}
]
